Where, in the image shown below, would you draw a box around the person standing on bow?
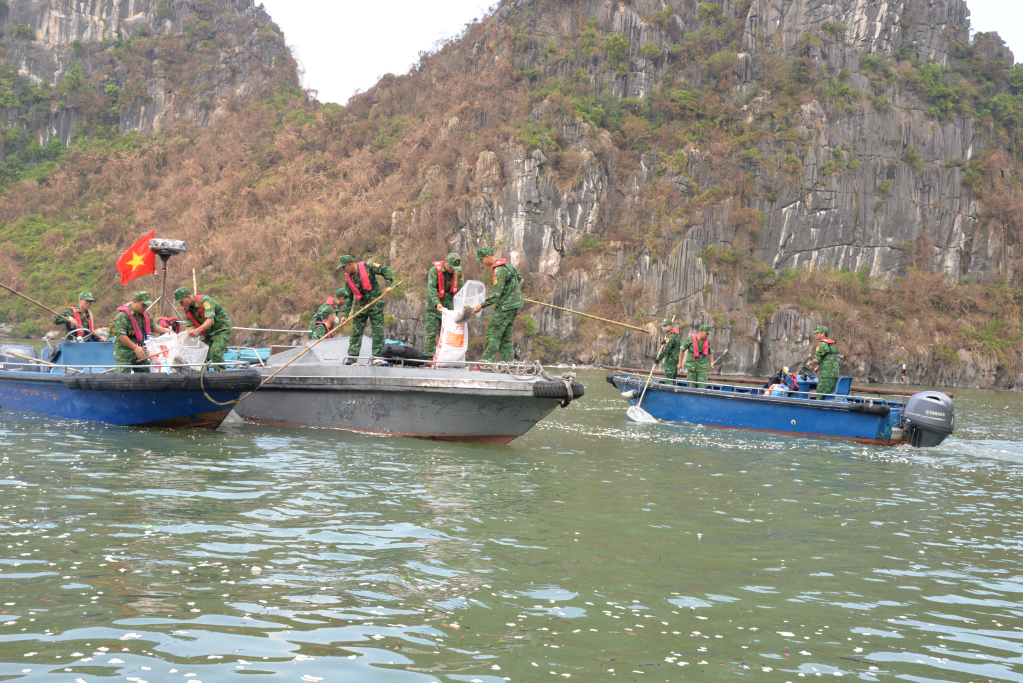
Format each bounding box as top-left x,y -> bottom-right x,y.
54,291 -> 107,342
472,247 -> 523,364
806,325 -> 839,399
336,255 -> 394,363
174,288 -> 234,371
309,302 -> 339,341
111,291 -> 173,373
655,318 -> 681,381
425,253 -> 462,357
679,324 -> 715,388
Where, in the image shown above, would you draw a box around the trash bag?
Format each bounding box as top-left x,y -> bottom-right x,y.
434,308 -> 468,366
381,344 -> 431,366
145,332 -> 209,373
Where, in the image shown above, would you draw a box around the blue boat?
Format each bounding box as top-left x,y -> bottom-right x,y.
0,342 -> 261,429
607,370 -> 954,447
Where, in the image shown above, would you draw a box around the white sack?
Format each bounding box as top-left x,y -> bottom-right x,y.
434,308 -> 468,366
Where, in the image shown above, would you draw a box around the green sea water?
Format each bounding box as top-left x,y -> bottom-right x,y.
1,370 -> 1022,682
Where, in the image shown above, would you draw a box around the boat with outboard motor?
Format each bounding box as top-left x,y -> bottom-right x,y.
0,341 -> 261,428
232,336 -> 584,444
607,368 -> 954,447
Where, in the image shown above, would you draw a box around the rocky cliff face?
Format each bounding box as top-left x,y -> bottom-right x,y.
374,0 -> 1020,388
1,0 -> 292,148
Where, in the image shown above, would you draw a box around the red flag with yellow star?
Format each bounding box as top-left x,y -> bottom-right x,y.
115,231 -> 156,285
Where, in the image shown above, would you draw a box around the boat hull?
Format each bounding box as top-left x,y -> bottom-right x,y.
0,373 -> 240,429
236,383 -> 562,445
612,375 -> 898,446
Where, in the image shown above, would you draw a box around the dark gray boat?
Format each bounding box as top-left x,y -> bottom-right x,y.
233,337 -> 584,444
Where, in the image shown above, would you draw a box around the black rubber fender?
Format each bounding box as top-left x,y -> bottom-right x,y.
605,372 -> 618,385
533,380 -> 585,400
201,371 -> 262,392
848,401 -> 890,417
62,369 -> 261,393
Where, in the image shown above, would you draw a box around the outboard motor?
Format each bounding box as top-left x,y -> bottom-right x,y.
903,391 -> 954,447
0,345 -> 42,372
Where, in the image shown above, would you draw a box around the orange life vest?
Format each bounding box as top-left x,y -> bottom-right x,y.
433,261 -> 461,298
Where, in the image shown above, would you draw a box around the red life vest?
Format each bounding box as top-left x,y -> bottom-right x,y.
158,316 -> 181,333
344,261 -> 373,301
690,332 -> 709,357
313,320 -> 333,339
71,307 -> 94,339
490,258 -> 509,284
183,294 -> 209,329
325,296 -> 336,307
116,305 -> 152,342
433,261 -> 460,298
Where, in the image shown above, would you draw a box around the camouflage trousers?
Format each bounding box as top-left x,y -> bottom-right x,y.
348,302 -> 386,358
113,348 -> 151,374
815,375 -> 838,399
205,330 -> 232,371
685,361 -> 710,388
482,307 -> 519,363
663,361 -> 678,380
423,309 -> 443,358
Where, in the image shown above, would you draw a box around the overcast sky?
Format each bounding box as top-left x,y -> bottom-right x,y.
259,0 -> 1023,106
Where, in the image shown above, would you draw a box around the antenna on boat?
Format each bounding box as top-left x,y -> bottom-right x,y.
149,239 -> 187,320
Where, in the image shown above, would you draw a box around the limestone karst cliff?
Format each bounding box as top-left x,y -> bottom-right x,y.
1,0 -> 293,149
2,0 -> 1022,389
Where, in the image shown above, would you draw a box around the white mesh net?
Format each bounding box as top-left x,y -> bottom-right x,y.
453,280 -> 487,317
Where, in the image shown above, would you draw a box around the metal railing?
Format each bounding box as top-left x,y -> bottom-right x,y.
613,370 -> 899,406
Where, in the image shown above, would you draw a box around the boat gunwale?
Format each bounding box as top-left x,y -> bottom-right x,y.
611,372 -> 904,411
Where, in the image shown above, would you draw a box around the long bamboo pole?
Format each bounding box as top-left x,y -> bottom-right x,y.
523,298 -> 650,334
4,351 -> 83,373
233,281 -> 404,407
0,282 -> 74,325
601,365 -> 952,399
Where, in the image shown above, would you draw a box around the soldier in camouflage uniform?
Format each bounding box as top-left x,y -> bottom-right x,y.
473,247 -> 523,363
111,291 -> 173,373
337,255 -> 394,362
655,318 -> 682,380
807,325 -> 840,398
424,253 -> 462,357
309,302 -> 339,341
175,287 -> 234,371
54,291 -> 107,342
679,324 -> 716,388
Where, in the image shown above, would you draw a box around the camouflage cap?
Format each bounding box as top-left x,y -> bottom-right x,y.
475,247 -> 494,262
446,252 -> 462,268
173,287 -> 192,303
78,291 -> 96,301
315,303 -> 336,319
337,255 -> 356,270
661,318 -> 673,326
814,325 -> 829,335
132,291 -> 153,306
699,324 -> 711,333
